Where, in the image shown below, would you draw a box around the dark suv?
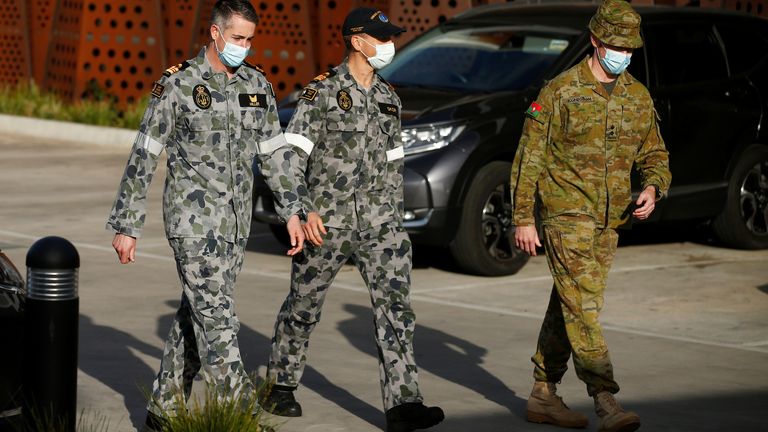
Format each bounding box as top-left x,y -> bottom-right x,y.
253,3 -> 768,276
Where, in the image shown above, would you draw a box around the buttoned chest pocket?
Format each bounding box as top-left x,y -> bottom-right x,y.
179,111 -> 228,163
563,101 -> 599,140
619,104 -> 650,144
324,112 -> 365,160
240,110 -> 266,159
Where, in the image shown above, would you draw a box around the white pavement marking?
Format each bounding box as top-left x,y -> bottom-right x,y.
415,258 -> 768,294
1,229 -> 767,355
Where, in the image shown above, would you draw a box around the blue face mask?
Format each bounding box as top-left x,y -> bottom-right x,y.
214,27 -> 249,68
598,46 -> 631,75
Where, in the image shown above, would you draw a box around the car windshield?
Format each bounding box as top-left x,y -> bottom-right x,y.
380,25 -> 573,93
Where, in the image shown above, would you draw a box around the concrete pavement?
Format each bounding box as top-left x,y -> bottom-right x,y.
0,126 -> 766,431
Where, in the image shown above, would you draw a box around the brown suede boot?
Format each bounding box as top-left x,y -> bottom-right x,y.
594,391 -> 641,432
526,382 -> 588,428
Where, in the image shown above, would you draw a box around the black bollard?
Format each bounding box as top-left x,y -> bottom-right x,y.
23,236 -> 79,432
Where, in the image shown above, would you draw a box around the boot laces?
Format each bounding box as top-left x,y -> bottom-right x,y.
547,384 -> 570,409
598,393 -> 622,413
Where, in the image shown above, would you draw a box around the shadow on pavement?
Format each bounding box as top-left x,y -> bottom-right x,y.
236,317 -> 385,430
423,386 -> 768,432
79,314 -> 161,430
337,304 -> 527,416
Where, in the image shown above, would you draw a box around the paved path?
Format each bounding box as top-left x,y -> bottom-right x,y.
1,133 -> 766,431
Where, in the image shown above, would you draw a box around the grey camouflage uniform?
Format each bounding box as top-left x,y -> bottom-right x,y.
267,60 -> 422,410
106,48 -> 294,415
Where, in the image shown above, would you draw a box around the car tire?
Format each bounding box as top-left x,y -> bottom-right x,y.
711,145 -> 768,249
449,161 -> 530,276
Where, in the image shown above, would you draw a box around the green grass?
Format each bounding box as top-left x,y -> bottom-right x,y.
12,381 -> 278,431
147,381 -> 279,432
0,81 -> 146,130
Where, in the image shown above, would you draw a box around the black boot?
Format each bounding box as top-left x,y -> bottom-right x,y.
385,402 -> 445,432
262,385 -> 302,417
143,411 -> 167,432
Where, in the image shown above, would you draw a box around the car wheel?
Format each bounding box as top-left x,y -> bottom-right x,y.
449,161 -> 530,276
712,145 -> 768,249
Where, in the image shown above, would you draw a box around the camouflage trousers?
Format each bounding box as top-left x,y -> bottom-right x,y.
268,223 -> 422,410
532,216 -> 621,396
148,237 -> 254,415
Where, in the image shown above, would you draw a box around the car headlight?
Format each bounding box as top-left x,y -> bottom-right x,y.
401,124 -> 466,156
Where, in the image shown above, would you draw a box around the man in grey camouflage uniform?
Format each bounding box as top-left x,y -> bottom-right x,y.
261,8 -> 444,432
106,1 -> 304,429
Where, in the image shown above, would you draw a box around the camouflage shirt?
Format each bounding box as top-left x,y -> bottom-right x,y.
107,48 -> 297,240
283,60 -> 405,230
511,56 -> 672,229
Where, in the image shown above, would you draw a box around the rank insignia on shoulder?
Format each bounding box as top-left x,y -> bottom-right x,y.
299,87 -> 318,102
193,84 -> 212,109
311,69 -> 337,83
525,102 -> 543,119
243,61 -> 265,75
151,82 -> 165,99
337,90 -> 353,111
163,61 -> 189,77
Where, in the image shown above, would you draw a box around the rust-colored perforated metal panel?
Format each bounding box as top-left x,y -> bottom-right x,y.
390,0 -> 473,46
162,0 -> 205,65
44,0 -> 166,106
192,0 -> 216,55
0,0 -> 32,85
699,0 -> 724,8
28,0 -> 56,85
246,1 -> 316,99
724,0 -> 767,16
314,0 -> 392,71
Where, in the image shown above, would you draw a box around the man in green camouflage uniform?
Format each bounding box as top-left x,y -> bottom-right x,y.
262,8 -> 444,432
510,1 -> 671,431
106,1 -> 304,429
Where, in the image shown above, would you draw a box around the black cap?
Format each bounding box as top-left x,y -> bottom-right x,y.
342,8 -> 405,40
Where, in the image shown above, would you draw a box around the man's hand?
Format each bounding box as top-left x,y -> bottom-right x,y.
515,225 -> 541,256
112,233 -> 137,264
286,214 -> 305,256
302,212 -> 327,246
633,185 -> 657,220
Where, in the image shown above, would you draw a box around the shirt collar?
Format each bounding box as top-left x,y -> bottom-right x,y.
337,60 -> 389,97
197,46 -> 250,82
577,55 -> 632,99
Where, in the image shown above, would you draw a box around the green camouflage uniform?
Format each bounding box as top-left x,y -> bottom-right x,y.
106,48 -> 293,415
267,60 -> 422,410
510,55 -> 671,396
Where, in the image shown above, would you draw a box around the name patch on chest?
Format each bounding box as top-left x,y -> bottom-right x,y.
239,93 -> 267,108
378,102 -> 398,117
567,96 -> 594,104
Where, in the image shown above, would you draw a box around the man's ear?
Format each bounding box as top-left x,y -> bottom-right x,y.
210,24 -> 219,41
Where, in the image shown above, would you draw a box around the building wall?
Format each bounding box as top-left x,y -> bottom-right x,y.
5,0 -> 767,105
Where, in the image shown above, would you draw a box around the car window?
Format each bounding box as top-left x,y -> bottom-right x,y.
380,26 -> 572,93
716,23 -> 768,76
647,23 -> 728,87
626,45 -> 647,86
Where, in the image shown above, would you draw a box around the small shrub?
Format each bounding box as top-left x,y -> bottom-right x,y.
148,381 -> 278,432
0,81 -> 147,130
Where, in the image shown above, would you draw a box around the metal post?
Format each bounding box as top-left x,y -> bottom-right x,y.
23,236 -> 79,432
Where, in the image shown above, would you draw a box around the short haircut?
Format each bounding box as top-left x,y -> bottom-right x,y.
211,0 -> 259,29
343,36 -> 354,55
